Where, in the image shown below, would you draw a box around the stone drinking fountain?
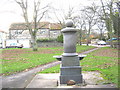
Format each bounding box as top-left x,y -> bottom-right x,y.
53,19 -> 86,85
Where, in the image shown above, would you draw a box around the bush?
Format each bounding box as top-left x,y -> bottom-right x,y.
57,34 -> 63,43
37,38 -> 55,42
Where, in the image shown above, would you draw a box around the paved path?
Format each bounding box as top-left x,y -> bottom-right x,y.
1,47 -> 100,88
80,47 -> 99,54
2,61 -> 61,88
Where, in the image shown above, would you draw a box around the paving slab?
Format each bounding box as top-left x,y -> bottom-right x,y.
27,74 -> 59,88
26,71 -> 117,88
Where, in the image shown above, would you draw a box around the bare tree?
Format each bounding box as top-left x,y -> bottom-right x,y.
52,5 -> 76,28
74,14 -> 85,45
15,0 -> 50,51
81,3 -> 98,46
97,20 -> 105,40
116,1 -> 120,17
100,0 -> 118,47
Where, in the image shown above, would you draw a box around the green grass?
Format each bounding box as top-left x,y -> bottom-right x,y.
2,53 -> 58,75
2,51 -> 60,75
1,45 -> 95,75
76,45 -> 95,53
39,47 -> 118,87
40,64 -> 60,73
81,54 -> 118,84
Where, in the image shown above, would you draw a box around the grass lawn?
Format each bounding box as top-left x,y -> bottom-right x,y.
40,47 -> 119,87
1,45 -> 95,75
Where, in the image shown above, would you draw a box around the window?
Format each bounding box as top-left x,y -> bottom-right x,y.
53,31 -> 57,35
40,30 -> 45,34
15,30 -> 22,34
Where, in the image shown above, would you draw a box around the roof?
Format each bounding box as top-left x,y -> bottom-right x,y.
0,30 -> 7,33
49,23 -> 62,30
9,22 -> 62,30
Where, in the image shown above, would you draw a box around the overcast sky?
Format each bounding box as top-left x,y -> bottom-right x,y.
0,0 -> 101,32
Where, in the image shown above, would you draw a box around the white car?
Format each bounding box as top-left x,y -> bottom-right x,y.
6,43 -> 23,48
97,41 -> 106,45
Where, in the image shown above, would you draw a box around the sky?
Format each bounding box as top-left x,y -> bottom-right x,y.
0,0 -> 101,32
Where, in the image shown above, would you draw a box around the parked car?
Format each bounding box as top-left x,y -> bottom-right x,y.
97,40 -> 106,45
6,43 -> 23,48
108,38 -> 118,41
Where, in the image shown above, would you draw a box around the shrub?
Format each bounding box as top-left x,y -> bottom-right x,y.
57,34 -> 63,43
37,38 -> 55,42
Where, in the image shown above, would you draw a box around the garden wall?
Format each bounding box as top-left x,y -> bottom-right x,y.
112,42 -> 120,49
37,41 -> 63,47
107,41 -> 120,49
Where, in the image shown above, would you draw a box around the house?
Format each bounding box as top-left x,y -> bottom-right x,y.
0,30 -> 8,48
9,22 -> 62,39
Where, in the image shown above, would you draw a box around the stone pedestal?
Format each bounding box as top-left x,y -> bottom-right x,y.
59,19 -> 83,84
53,19 -> 85,85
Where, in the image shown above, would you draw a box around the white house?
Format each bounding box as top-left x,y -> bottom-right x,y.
9,22 -> 62,39
0,30 -> 8,48
8,22 -> 62,48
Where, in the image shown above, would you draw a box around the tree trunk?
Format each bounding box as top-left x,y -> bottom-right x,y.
79,38 -> 82,45
31,35 -> 38,51
86,36 -> 89,46
110,40 -> 113,48
86,41 -> 89,46
100,30 -> 103,40
78,30 -> 82,45
86,29 -> 91,46
109,34 -> 113,48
